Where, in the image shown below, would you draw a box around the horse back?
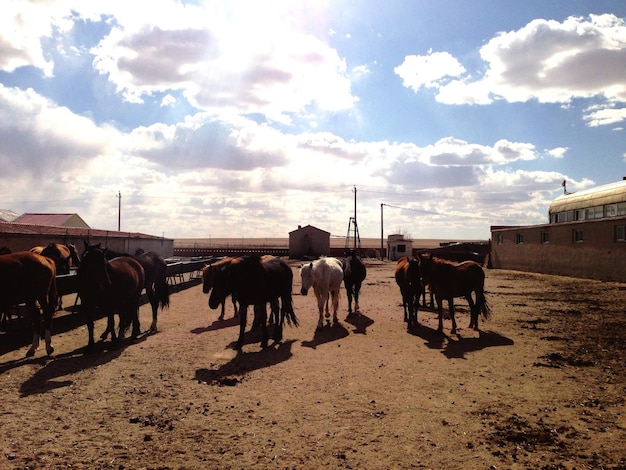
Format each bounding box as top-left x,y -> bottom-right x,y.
427,257 -> 485,298
108,256 -> 145,299
0,251 -> 56,307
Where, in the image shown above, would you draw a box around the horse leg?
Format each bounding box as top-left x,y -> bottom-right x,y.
147,286 -> 158,333
254,303 -> 269,348
316,291 -> 327,330
25,300 -> 40,357
232,295 -> 239,318
436,295 -> 445,333
346,281 -> 354,316
331,289 -> 339,325
449,298 -> 457,335
236,303 -> 248,349
354,282 -> 361,313
272,299 -> 283,342
466,293 -> 477,330
218,300 -> 225,321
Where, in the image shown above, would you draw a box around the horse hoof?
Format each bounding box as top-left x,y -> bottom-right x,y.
25,348 -> 35,358
46,346 -> 54,356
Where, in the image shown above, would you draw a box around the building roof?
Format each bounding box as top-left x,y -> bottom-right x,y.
12,213 -> 89,227
0,221 -> 168,240
549,179 -> 626,214
288,224 -> 330,235
0,209 -> 19,222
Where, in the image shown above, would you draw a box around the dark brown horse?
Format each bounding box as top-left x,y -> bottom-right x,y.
202,257 -> 239,320
343,250 -> 367,317
134,249 -> 169,332
0,251 -> 57,356
78,242 -> 145,349
394,256 -> 422,329
208,255 -> 298,349
418,253 -> 490,334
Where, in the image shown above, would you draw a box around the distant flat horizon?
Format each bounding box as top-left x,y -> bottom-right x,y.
173,237 -> 489,250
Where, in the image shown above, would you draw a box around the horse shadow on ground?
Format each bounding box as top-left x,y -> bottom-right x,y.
410,325 -> 514,359
17,333 -> 149,397
191,315 -> 240,334
301,323 -> 349,349
344,311 -> 374,334
195,339 -> 295,386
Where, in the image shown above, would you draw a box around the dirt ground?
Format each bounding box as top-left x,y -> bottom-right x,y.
1,259 -> 625,470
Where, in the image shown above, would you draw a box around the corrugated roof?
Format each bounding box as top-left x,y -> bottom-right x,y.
549,180 -> 626,213
13,213 -> 81,226
0,221 -> 168,240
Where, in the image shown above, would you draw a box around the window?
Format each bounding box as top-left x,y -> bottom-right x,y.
585,207 -> 604,219
618,202 -> 626,216
605,204 -> 618,217
397,244 -> 406,253
541,231 -> 550,244
550,213 -> 558,224
497,234 -> 504,245
516,233 -> 524,244
573,229 -> 583,243
616,225 -> 626,242
574,209 -> 585,221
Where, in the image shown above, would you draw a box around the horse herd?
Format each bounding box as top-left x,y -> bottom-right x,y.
0,242 -> 490,358
0,242 -> 169,357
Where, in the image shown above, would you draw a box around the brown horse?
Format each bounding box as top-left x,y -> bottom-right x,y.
0,251 -> 57,356
31,243 -> 80,275
78,242 -> 145,349
418,253 -> 490,334
394,256 -> 422,329
208,255 -> 298,349
202,257 -> 239,320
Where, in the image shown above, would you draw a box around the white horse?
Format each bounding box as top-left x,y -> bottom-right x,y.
300,256 -> 344,330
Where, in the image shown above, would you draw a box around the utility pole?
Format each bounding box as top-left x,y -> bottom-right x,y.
117,191 -> 121,231
353,186 -> 357,251
380,203 -> 384,261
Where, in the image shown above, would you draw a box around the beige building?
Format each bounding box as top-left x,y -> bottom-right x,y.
288,225 -> 330,259
491,179 -> 626,282
387,234 -> 413,261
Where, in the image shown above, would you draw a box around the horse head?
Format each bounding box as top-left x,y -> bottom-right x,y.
202,263 -> 216,294
208,265 -> 230,309
78,243 -> 112,295
299,262 -> 314,295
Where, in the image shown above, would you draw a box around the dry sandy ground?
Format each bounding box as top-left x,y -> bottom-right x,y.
0,259 -> 625,470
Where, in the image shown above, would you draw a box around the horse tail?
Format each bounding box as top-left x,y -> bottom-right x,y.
156,276 -> 170,309
477,289 -> 491,320
281,294 -> 299,327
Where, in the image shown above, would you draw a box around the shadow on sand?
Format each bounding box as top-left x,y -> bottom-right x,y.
195,339 -> 295,386
409,325 -> 514,359
301,322 -> 349,349
16,333 -> 149,397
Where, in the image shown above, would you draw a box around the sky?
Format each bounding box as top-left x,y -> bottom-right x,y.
1,0 -> 625,241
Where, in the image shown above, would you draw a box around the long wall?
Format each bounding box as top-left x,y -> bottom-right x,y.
491,216 -> 626,282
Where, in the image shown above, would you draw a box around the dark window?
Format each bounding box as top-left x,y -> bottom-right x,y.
541,231 -> 550,244
573,229 -> 583,243
516,233 -> 524,244
397,244 -> 406,253
615,225 -> 626,242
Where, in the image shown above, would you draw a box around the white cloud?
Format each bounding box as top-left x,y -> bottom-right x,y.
395,14 -> 626,123
394,51 -> 466,91
583,105 -> 626,127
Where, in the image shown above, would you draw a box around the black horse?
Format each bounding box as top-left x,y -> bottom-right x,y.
78,242 -> 145,349
134,249 -> 170,332
208,255 -> 298,349
343,250 -> 367,317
